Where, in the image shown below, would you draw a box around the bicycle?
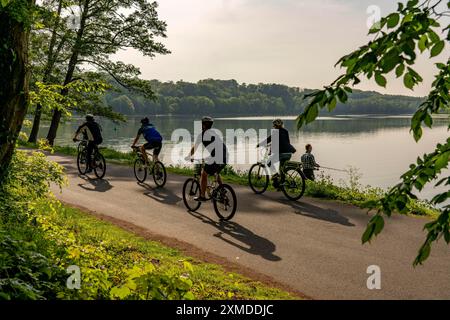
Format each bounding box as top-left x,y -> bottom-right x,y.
76,139 -> 106,179
182,159 -> 237,221
132,146 -> 167,187
248,145 -> 306,200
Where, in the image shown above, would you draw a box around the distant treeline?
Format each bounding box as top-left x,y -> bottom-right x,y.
105,79 -> 425,116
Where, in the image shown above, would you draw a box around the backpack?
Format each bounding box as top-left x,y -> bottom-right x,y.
143,125 -> 162,143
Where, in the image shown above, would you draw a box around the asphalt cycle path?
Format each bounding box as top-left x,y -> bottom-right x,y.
48,153 -> 450,299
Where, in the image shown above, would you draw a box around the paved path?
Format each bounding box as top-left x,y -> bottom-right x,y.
49,153 -> 450,299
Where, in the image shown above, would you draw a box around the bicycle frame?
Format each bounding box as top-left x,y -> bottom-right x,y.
191,159 -> 221,199
133,146 -> 156,166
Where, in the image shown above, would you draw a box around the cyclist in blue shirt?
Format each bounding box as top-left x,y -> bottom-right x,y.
131,117 -> 163,165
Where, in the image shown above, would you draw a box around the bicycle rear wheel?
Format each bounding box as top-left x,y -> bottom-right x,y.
94,153 -> 106,179
248,163 -> 269,194
77,150 -> 88,175
134,158 -> 147,183
281,168 -> 306,201
213,184 -> 237,221
182,178 -> 201,212
152,161 -> 167,187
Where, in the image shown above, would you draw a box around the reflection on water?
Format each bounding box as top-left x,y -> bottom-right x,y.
29,115 -> 449,201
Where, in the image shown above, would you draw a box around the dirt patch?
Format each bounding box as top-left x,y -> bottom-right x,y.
62,201 -> 311,300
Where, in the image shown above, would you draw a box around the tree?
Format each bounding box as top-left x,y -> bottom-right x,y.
45,0 -> 169,145
0,0 -> 34,181
296,0 -> 450,265
28,0 -> 69,143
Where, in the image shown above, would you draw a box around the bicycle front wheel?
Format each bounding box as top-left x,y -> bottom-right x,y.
248,163 -> 269,194
152,161 -> 167,187
134,158 -> 147,183
77,150 -> 88,175
182,178 -> 201,212
94,153 -> 106,179
213,184 -> 237,221
281,168 -> 306,201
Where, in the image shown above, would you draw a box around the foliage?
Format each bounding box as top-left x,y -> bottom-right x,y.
103,78 -> 425,116
295,0 -> 450,265
0,150 -> 67,299
29,75 -> 125,122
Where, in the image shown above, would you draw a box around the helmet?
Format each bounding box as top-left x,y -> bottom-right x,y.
201,116 -> 214,123
141,117 -> 150,125
272,119 -> 283,127
86,114 -> 94,121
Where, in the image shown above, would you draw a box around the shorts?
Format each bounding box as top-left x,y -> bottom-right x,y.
204,163 -> 226,176
144,140 -> 162,156
303,169 -> 315,181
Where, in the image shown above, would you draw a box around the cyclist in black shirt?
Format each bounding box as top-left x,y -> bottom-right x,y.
187,116 -> 229,202
73,114 -> 103,173
257,119 -> 296,187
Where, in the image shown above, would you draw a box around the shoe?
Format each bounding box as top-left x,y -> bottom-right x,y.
86,168 -> 93,174
194,196 -> 208,202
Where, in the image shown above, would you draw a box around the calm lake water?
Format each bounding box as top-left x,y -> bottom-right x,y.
32,114 -> 449,202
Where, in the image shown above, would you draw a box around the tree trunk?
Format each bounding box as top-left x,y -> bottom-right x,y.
28,103 -> 42,143
46,0 -> 90,146
29,0 -> 64,143
0,7 -> 31,182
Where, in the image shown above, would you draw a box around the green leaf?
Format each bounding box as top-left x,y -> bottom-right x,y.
402,12 -> 414,24
418,35 -> 427,53
1,0 -> 11,7
435,152 -> 450,170
362,223 -> 375,244
407,0 -> 419,8
387,13 -> 400,28
413,126 -> 423,142
373,215 -> 385,236
306,105 -> 319,124
395,64 -> 405,78
375,73 -> 387,87
336,89 -> 348,103
430,41 -> 445,58
414,243 -> 431,266
327,97 -> 337,112
423,113 -> 432,128
403,72 -> 414,90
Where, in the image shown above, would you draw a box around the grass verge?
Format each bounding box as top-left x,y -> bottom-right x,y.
55,204 -> 298,299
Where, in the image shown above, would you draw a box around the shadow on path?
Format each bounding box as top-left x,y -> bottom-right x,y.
78,175 -> 113,193
187,210 -> 281,262
281,199 -> 355,227
138,182 -> 182,206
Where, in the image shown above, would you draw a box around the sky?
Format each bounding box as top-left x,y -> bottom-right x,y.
115,0 -> 449,97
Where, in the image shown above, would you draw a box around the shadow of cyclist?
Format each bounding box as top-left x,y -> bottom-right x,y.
77,175 -> 113,193
281,199 -> 355,227
187,210 -> 281,262
138,182 -> 182,206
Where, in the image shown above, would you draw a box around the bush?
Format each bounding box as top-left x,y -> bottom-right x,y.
0,150 -> 67,299
0,150 -> 196,300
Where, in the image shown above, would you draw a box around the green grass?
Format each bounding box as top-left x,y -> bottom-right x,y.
57,204 -> 297,300
19,139 -> 440,218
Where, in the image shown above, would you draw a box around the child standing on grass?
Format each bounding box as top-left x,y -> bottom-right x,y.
301,144 -> 320,181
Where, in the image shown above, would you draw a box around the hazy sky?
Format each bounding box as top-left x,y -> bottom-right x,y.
115,0 -> 448,97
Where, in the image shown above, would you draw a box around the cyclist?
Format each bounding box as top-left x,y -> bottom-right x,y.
131,117 -> 163,165
73,114 -> 103,173
256,119 -> 296,188
187,116 -> 228,202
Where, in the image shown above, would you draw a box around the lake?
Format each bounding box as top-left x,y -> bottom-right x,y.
31,114 -> 449,202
